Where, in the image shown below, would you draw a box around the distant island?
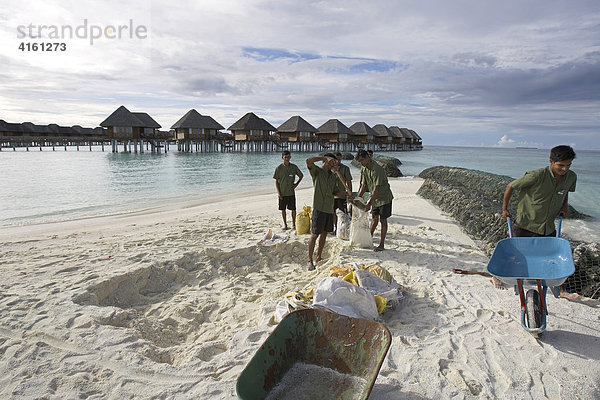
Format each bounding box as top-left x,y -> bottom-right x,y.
516,146 -> 538,149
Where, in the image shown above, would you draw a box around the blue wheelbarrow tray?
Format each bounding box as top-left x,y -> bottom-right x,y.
486,233 -> 575,334
487,236 -> 575,288
236,308 -> 391,400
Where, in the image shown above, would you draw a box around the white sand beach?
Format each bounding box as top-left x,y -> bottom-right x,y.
0,178 -> 599,399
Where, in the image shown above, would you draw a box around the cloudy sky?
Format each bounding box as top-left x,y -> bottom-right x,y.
1,0 -> 599,148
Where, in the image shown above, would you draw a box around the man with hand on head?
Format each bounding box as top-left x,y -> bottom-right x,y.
306,153 -> 348,270
333,152 -> 353,232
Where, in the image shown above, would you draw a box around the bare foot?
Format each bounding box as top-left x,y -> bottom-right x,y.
492,276 -> 505,290
315,255 -> 322,263
559,288 -> 580,300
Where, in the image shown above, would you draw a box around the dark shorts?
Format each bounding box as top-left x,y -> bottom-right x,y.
333,198 -> 348,215
278,195 -> 296,211
514,225 -> 556,237
311,209 -> 334,235
372,201 -> 392,220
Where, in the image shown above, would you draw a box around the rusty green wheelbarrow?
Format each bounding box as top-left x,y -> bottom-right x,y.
236,308 -> 391,400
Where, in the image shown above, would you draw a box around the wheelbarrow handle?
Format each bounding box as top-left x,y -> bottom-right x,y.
556,215 -> 563,237
507,216 -> 563,238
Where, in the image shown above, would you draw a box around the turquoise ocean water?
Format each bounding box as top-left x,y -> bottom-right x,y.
1,145 -> 598,241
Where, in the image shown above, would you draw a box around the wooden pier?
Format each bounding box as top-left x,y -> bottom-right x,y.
0,135 -> 422,153
1,111 -> 423,153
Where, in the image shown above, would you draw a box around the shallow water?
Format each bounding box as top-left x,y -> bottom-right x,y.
0,145 -> 597,242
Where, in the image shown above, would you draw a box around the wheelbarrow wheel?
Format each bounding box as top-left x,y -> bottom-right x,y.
525,289 -> 542,329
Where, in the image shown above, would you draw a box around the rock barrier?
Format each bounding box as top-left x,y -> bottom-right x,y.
417,166 -> 598,298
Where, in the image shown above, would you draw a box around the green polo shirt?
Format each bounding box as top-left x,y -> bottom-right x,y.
309,164 -> 337,213
334,163 -> 352,199
512,166 -> 577,235
361,162 -> 393,207
273,163 -> 303,197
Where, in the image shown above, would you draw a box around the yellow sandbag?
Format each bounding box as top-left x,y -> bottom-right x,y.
342,271 -> 359,286
295,205 -> 312,234
329,265 -> 353,278
374,295 -> 387,314
360,264 -> 392,284
303,288 -> 315,302
344,272 -> 388,314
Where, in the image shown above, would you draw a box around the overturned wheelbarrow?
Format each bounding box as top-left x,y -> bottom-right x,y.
236,308 -> 391,400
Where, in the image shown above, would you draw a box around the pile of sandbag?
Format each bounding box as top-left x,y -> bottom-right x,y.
275,263 -> 404,322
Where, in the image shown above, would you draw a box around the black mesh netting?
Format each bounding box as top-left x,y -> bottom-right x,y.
417,166 -> 600,299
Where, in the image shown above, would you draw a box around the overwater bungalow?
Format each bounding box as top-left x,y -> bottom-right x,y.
171,109 -> 224,140
388,126 -> 406,151
0,120 -> 24,137
170,109 -> 225,152
276,116 -> 319,152
100,105 -> 164,153
348,122 -> 377,148
228,112 -> 277,152
410,129 -> 423,149
277,116 -> 316,142
372,124 -> 393,149
100,105 -> 161,140
399,128 -> 414,149
316,119 -> 354,151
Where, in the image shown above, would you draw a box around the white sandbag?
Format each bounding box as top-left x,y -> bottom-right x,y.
312,277 -> 379,320
354,269 -> 404,309
336,209 -> 351,240
275,299 -> 293,323
257,229 -> 289,246
350,204 -> 372,248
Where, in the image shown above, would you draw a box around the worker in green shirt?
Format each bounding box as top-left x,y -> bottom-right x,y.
356,149 -> 394,252
306,153 -> 348,270
333,152 -> 352,231
494,145 -> 577,290
273,151 -> 303,230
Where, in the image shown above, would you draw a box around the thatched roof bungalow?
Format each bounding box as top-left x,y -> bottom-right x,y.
399,128 -> 414,146
0,120 -> 105,138
372,124 -> 393,145
21,122 -> 51,136
100,105 -> 161,140
71,125 -> 105,137
228,112 -> 276,141
388,126 -> 406,146
171,109 -> 224,140
0,120 -> 24,136
316,119 -> 353,143
276,116 -> 317,142
409,129 -> 423,147
348,122 -> 377,144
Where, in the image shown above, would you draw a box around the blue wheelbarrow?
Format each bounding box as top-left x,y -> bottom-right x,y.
486,216 -> 575,335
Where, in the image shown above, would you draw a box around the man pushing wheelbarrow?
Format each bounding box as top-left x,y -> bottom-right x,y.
487,145 -> 578,334
493,145 -> 577,295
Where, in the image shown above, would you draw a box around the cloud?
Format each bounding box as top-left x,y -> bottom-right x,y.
1,0 -> 599,148
496,135 -> 516,147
